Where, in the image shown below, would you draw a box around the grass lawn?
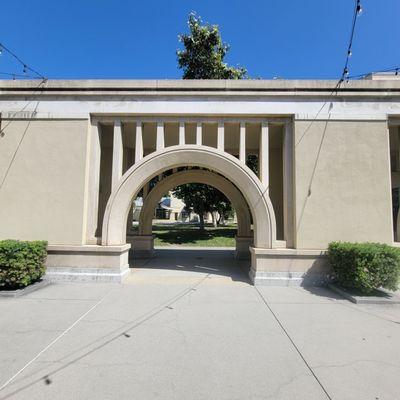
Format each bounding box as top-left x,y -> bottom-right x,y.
150,223 -> 236,247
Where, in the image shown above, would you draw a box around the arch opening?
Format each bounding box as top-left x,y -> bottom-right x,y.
102,145 -> 277,250
127,169 -> 253,259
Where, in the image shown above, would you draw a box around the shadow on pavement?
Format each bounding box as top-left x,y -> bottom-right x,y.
130,248 -> 251,284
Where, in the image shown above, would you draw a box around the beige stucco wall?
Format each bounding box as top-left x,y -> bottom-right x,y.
294,120 -> 393,249
0,119 -> 89,244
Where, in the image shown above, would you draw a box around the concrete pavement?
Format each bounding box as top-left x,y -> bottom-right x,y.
0,249 -> 399,400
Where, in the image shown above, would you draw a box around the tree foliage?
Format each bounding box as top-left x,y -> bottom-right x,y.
173,183 -> 232,230
177,13 -> 247,79
174,14 -> 247,229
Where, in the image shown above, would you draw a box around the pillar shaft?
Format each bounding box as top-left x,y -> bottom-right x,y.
85,121 -> 102,243
135,121 -> 143,162
156,121 -> 165,151
179,121 -> 185,145
217,121 -> 224,151
112,120 -> 123,191
259,122 -> 269,189
283,122 -> 294,247
196,122 -> 202,145
239,122 -> 246,163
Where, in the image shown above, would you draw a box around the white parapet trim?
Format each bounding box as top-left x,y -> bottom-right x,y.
249,247 -> 331,286
46,244 -> 131,283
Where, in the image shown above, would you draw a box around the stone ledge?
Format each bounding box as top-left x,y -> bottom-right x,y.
328,284 -> 400,304
250,247 -> 326,257
250,271 -> 332,287
0,280 -> 50,297
250,247 -> 330,286
46,265 -> 130,283
47,244 -> 131,253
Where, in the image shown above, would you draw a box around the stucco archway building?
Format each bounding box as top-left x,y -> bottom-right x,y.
1,77 -> 400,285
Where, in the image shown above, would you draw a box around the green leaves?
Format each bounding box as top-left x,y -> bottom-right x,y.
177,12 -> 247,80
172,183 -> 232,223
328,242 -> 400,294
0,240 -> 47,290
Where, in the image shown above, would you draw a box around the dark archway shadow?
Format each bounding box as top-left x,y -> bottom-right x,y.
130,248 -> 251,284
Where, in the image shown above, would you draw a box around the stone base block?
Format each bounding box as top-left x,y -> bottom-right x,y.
234,236 -> 253,259
46,244 -> 131,283
127,234 -> 155,258
249,247 -> 331,286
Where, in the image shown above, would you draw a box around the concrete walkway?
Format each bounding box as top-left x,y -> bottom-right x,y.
0,249 -> 399,400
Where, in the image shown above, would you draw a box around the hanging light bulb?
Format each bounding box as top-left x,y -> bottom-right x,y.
347,49 -> 352,57
0,46 -> 3,55
343,67 -> 349,77
356,1 -> 363,15
23,65 -> 27,75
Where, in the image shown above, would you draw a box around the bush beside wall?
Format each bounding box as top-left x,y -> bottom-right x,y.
0,240 -> 47,290
328,242 -> 400,294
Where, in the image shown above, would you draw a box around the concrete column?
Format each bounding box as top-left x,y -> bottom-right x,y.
112,120 -> 123,192
239,122 -> 246,163
135,121 -> 143,163
179,121 -> 185,145
283,122 -> 294,247
217,121 -> 224,151
156,121 -> 164,151
85,121 -> 102,244
259,121 -> 269,189
196,122 -> 202,145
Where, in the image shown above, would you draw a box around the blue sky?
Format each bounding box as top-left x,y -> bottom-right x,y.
0,0 -> 399,80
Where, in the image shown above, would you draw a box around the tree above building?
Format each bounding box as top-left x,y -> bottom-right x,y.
177,13 -> 247,79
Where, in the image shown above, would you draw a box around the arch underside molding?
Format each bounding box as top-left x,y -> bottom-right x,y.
101,145 -> 277,248
138,169 -> 252,237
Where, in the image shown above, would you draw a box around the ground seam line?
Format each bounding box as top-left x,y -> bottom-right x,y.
0,290 -> 111,392
0,273 -> 211,396
254,286 -> 333,400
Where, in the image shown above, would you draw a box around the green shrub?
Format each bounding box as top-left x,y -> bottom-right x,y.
328,242 -> 400,294
0,240 -> 47,290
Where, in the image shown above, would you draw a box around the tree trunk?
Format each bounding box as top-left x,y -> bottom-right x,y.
211,211 -> 218,228
199,213 -> 205,231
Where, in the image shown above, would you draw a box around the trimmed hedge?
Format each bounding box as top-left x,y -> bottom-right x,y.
328,242 -> 400,294
0,240 -> 47,290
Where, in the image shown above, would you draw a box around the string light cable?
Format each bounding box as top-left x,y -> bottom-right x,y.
0,41 -> 48,192
0,41 -> 46,80
0,78 -> 48,137
0,81 -> 48,192
347,65 -> 400,80
296,0 -> 363,147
